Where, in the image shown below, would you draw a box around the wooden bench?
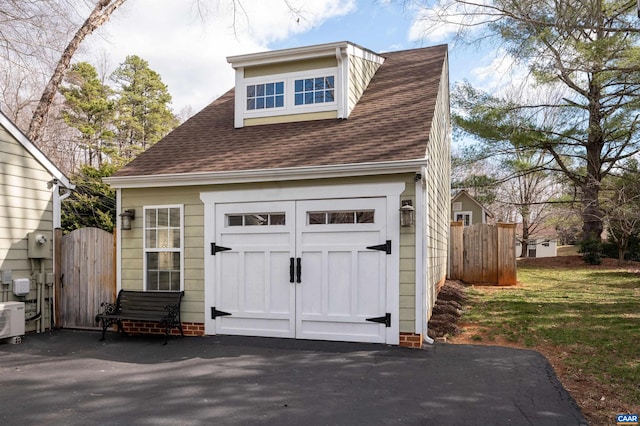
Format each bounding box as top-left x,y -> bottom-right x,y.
95,290 -> 184,345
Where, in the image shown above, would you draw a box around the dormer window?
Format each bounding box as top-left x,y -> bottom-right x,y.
242,69 -> 337,117
294,76 -> 335,105
247,81 -> 284,110
228,41 -> 385,128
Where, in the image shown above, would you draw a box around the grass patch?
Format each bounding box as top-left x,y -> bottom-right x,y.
461,261 -> 640,416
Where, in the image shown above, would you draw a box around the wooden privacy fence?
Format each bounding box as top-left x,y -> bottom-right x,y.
55,227 -> 115,329
449,222 -> 517,285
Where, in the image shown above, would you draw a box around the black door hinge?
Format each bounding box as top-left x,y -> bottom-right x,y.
211,243 -> 232,255
366,313 -> 391,327
366,240 -> 391,255
211,307 -> 232,319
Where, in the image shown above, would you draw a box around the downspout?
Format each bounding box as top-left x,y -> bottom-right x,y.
40,260 -> 46,333
116,189 -> 122,293
30,258 -> 41,332
335,46 -> 349,119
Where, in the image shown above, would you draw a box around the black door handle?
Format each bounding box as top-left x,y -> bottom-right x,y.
289,258 -> 295,283
296,257 -> 302,283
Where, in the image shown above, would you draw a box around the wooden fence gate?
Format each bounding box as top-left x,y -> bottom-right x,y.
449,222 -> 517,285
55,227 -> 115,329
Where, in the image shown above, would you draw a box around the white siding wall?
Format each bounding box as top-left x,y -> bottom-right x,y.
0,126 -> 55,331
119,187 -> 204,324
424,55 -> 451,320
399,181 -> 416,332
347,55 -> 381,116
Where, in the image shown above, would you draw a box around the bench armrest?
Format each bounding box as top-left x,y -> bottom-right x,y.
164,303 -> 180,319
98,301 -> 118,315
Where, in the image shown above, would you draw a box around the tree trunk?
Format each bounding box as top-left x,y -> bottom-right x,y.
581,178 -> 603,241
581,78 -> 605,242
27,0 -> 127,144
618,246 -> 625,266
520,222 -> 529,258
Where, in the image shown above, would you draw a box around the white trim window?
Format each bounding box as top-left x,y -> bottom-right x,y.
242,67 -> 338,120
294,76 -> 335,105
454,211 -> 472,226
144,205 -> 184,291
246,81 -> 284,110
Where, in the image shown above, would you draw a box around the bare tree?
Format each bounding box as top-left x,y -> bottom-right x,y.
0,1 -> 77,125
601,162 -> 640,265
499,158 -> 556,257
27,0 -> 127,144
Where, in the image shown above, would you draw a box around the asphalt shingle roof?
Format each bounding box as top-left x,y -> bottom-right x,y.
112,44 -> 448,178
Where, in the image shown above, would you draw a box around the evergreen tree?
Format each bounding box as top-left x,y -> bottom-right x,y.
61,164 -> 117,233
111,55 -> 179,160
60,62 -> 114,167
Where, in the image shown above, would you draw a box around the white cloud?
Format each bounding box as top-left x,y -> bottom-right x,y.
466,47 -> 571,115
84,0 -> 355,115
469,49 -> 526,91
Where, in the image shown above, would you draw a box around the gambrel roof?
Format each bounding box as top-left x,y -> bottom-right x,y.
108,44 -> 448,184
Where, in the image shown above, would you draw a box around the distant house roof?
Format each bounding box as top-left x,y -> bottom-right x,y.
108,44 -> 448,186
0,110 -> 73,189
515,223 -> 559,240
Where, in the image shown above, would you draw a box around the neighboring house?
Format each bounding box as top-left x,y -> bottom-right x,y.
105,41 -> 451,347
515,224 -> 558,258
451,190 -> 493,226
0,111 -> 74,334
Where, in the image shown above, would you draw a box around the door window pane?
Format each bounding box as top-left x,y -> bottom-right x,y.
226,213 -> 286,226
308,210 -> 374,225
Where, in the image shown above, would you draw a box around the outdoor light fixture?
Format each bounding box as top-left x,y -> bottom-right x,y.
400,200 -> 415,227
120,209 -> 135,230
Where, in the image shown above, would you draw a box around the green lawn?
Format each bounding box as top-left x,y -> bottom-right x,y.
460,259 -> 640,419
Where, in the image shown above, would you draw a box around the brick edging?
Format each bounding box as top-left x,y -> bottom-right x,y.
120,322 -> 423,348
121,321 -> 205,336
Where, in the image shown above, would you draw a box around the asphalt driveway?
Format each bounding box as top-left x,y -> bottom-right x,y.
0,330 -> 587,425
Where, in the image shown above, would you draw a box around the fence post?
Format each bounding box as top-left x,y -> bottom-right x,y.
497,223 -> 517,285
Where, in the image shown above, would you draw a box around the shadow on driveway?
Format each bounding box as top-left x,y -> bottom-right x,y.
0,330 -> 587,425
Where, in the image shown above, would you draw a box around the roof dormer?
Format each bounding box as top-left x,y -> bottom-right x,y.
227,41 -> 384,128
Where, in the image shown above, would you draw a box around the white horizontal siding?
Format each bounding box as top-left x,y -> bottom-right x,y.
0,124 -> 56,333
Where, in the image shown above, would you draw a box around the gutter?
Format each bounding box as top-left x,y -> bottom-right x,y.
104,158 -> 429,189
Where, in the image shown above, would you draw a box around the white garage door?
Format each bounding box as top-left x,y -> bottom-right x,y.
211,198 -> 389,343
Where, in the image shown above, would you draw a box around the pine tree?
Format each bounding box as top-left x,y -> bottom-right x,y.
111,55 -> 179,160
60,62 -> 115,167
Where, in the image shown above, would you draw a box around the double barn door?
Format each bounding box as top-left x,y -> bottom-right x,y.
211,198 -> 389,343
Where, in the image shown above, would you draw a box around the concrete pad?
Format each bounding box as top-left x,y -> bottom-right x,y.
0,330 -> 587,425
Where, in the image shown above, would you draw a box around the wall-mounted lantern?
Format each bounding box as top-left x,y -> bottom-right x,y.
400,200 -> 415,227
119,209 -> 136,230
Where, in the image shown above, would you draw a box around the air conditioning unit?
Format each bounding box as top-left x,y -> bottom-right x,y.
0,301 -> 25,339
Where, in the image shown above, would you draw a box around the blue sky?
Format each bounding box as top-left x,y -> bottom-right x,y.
85,0 -> 493,118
